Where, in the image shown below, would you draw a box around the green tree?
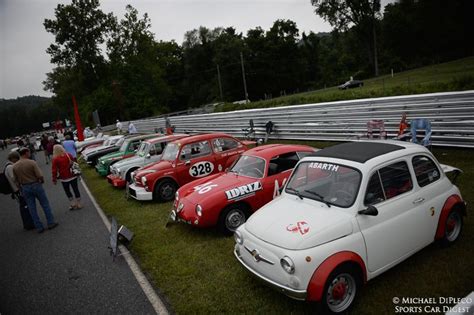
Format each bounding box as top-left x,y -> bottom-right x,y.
311,0 -> 381,76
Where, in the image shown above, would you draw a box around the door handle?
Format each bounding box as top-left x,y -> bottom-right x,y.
413,198 -> 425,204
185,160 -> 191,166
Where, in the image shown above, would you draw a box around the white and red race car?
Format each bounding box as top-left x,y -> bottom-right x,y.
169,144 -> 316,234
234,141 -> 466,313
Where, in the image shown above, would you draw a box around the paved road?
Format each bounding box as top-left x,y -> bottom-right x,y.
0,145 -> 156,314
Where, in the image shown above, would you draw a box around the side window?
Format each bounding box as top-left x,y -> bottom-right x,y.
379,161 -> 413,200
213,137 -> 240,152
297,151 -> 313,159
412,156 -> 440,187
180,141 -> 211,160
364,173 -> 385,205
131,141 -> 141,151
268,152 -> 299,176
152,142 -> 164,155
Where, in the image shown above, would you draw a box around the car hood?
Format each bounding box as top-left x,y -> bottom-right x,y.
245,196 -> 353,250
114,155 -> 145,169
136,160 -> 173,177
181,173 -> 261,204
83,144 -> 115,156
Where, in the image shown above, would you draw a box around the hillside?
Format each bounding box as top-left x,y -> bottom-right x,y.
0,95 -> 51,109
217,56 -> 474,112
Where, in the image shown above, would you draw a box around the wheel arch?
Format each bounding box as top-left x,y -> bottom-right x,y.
435,194 -> 466,240
306,251 -> 367,302
151,176 -> 179,193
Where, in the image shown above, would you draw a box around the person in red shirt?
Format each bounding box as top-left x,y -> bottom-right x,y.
52,144 -> 82,210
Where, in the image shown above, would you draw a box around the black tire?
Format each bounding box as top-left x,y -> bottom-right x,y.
321,265 -> 361,314
218,203 -> 249,235
125,168 -> 138,183
440,209 -> 463,246
153,178 -> 178,202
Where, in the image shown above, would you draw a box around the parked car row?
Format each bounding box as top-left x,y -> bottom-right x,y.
80,132 -> 466,313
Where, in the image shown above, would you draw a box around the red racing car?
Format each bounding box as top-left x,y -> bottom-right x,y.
169,144 -> 316,234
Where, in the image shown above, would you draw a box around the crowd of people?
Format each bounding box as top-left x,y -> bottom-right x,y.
2,130 -> 81,234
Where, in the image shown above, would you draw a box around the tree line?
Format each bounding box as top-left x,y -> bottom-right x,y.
2,0 -> 472,137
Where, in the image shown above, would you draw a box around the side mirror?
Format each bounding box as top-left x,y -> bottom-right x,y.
358,205 -> 378,216
146,154 -> 151,159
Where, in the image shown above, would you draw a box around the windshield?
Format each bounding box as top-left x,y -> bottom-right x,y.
103,139 -> 111,146
137,142 -> 149,157
119,139 -> 130,152
285,161 -> 361,208
229,155 -> 265,178
161,143 -> 180,161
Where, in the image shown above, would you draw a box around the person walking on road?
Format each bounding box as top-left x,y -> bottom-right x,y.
128,121 -> 137,134
62,135 -> 77,161
52,144 -> 82,210
4,151 -> 35,230
13,147 -> 58,233
41,134 -> 50,164
46,136 -> 55,163
116,119 -> 123,134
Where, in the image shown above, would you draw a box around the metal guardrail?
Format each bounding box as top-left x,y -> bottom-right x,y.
117,90 -> 474,148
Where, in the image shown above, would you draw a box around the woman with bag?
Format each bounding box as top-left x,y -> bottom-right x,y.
52,144 -> 82,210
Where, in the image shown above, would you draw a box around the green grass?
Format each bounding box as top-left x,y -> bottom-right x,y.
217,56 -> 474,112
82,141 -> 474,314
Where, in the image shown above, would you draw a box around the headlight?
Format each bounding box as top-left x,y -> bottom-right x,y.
141,177 -> 147,186
115,168 -> 121,174
177,202 -> 184,212
195,204 -> 202,217
234,230 -> 243,245
101,160 -> 105,165
175,191 -> 179,201
280,256 -> 295,274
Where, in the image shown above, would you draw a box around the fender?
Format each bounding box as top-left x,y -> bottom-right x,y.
435,194 -> 466,240
306,251 -> 367,302
150,175 -> 178,192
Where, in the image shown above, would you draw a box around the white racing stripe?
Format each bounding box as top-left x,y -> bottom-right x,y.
80,179 -> 169,315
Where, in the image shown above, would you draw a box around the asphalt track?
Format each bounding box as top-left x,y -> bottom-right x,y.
0,145 -> 157,314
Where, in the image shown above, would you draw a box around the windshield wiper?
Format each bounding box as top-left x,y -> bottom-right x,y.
304,190 -> 331,207
286,187 -> 303,200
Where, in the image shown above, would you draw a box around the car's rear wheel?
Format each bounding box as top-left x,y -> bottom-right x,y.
321,265 -> 360,314
218,204 -> 249,235
441,209 -> 463,245
154,179 -> 178,202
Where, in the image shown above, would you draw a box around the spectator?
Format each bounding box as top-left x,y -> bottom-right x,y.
116,119 -> 123,134
62,134 -> 77,160
52,144 -> 82,210
13,148 -> 58,233
46,136 -> 55,162
128,121 -> 137,134
4,151 -> 35,230
0,139 -> 5,150
40,134 -> 49,164
25,137 -> 36,160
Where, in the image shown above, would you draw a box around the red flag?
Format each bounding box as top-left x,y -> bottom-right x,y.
72,95 -> 84,141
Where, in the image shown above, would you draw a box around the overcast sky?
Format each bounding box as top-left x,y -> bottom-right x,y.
0,0 -> 392,99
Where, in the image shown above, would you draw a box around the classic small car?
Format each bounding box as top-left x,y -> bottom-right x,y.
81,135 -> 124,166
234,141 -> 466,313
128,133 -> 253,202
96,133 -> 159,176
107,134 -> 188,187
170,144 -> 316,234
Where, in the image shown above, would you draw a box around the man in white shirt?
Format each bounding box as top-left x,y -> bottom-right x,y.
116,120 -> 123,134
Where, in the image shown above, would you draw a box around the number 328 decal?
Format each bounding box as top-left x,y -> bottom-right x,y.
189,161 -> 214,178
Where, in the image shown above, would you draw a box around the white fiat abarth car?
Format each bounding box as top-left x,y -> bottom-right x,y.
234,141 -> 466,313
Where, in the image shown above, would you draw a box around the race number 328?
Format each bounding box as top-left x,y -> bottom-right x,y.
190,161 -> 214,177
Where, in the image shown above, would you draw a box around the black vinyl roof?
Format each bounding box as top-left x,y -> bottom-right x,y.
311,142 -> 405,163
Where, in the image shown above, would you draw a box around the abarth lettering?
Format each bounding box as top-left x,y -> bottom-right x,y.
225,182 -> 262,200
308,162 -> 339,172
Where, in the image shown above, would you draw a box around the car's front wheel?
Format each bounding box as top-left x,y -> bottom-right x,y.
321,265 -> 361,314
153,179 -> 178,202
218,204 -> 249,235
441,209 -> 463,246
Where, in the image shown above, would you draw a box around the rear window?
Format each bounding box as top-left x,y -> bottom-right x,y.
412,156 -> 440,187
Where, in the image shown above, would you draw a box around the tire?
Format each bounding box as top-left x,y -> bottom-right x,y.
218,204 -> 249,235
125,168 -> 137,183
153,178 -> 178,202
441,209 -> 463,246
321,265 -> 361,314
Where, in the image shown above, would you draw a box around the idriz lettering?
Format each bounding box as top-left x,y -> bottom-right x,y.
225,182 -> 262,200
286,221 -> 310,235
308,162 -> 339,172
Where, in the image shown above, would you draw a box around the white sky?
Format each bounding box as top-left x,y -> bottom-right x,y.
0,0 -> 393,99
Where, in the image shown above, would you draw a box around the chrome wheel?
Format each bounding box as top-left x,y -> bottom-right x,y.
326,273 -> 357,313
225,209 -> 246,232
445,211 -> 462,242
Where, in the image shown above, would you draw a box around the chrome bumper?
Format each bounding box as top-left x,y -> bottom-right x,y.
234,249 -> 307,301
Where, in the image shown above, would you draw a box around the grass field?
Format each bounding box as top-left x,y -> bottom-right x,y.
82,140 -> 473,314
217,56 -> 474,112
